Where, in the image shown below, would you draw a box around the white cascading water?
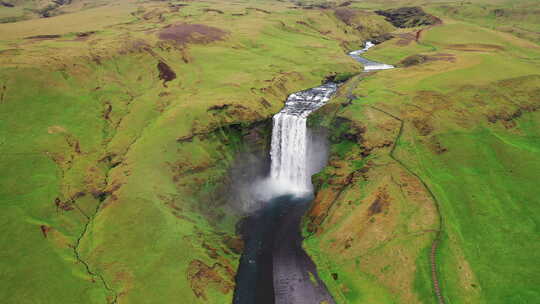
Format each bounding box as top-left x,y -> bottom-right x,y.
269,83 -> 337,195
349,41 -> 395,71
250,41 -> 392,202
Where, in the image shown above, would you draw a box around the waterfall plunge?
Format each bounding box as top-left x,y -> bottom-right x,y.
249,41 -> 392,203
269,113 -> 309,193
267,83 -> 337,196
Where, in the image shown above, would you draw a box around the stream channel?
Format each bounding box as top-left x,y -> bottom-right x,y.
233,42 -> 393,304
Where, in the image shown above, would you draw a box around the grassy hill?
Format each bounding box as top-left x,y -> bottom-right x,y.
0,0 -> 389,303
304,1 -> 540,303
1,0 -> 539,303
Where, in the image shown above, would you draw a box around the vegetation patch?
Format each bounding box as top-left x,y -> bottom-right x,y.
375,7 -> 440,28
158,23 -> 227,45
187,259 -> 234,300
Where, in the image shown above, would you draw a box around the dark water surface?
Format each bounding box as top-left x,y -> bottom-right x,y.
233,42 -> 392,303
233,196 -> 334,304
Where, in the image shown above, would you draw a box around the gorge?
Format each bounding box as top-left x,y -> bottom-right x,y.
233,42 -> 393,304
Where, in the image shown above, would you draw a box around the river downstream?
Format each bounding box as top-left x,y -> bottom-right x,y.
233,42 -> 393,304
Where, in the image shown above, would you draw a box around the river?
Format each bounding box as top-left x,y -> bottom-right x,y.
233,42 -> 393,304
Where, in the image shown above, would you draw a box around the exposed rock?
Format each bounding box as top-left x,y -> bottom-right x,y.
430,139 -> 448,155
40,225 -> 51,238
38,0 -> 73,18
187,260 -> 233,300
334,8 -> 357,26
0,1 -> 14,8
203,8 -> 223,14
400,53 -> 456,67
297,1 -> 335,10
158,23 -> 227,45
246,7 -> 271,14
370,33 -> 394,44
412,118 -> 433,136
223,236 -> 244,254
75,31 -> 96,38
55,197 -> 74,211
492,8 -> 508,17
375,7 -> 440,28
400,54 -> 428,67
157,61 -> 176,86
25,34 -> 61,39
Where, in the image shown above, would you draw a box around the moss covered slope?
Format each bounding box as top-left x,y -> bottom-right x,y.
0,1 -> 392,303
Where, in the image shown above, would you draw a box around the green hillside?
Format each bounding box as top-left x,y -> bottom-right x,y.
1,0 -> 539,303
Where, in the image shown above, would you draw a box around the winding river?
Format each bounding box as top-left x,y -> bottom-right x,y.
233,42 -> 393,304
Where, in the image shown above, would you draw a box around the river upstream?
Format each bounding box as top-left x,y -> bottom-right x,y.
233,42 -> 393,304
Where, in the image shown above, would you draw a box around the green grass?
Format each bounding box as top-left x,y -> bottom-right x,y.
303,1 -> 540,303
403,123 -> 540,303
0,1 -> 394,302
2,0 -> 540,303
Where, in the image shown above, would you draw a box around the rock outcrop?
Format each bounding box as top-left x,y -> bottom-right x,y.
375,7 -> 440,28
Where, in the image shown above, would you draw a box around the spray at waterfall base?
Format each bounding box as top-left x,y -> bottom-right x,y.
237,41 -> 394,209
250,83 -> 336,202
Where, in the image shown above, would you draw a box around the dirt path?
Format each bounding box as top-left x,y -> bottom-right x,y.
369,105 -> 445,304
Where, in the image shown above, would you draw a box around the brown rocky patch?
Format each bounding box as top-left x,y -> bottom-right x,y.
400,54 -> 428,67
65,135 -> 81,154
395,32 -> 416,46
246,7 -> 271,14
1,1 -> 14,7
141,8 -> 165,22
412,118 -> 433,136
157,61 -> 176,87
370,33 -> 394,44
55,197 -> 74,211
158,23 -> 226,45
400,53 -> 456,67
367,188 -> 390,216
223,236 -> 244,254
334,8 -> 357,26
447,43 -> 505,52
429,53 -> 456,62
40,225 -> 51,238
430,139 -> 448,155
203,8 -> 224,14
486,109 -> 523,129
375,7 -> 441,28
187,260 -> 233,300
25,34 -> 61,39
74,31 -> 96,41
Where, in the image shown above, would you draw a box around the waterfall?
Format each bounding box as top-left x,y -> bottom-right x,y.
252,41 -> 392,201
268,83 -> 337,195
